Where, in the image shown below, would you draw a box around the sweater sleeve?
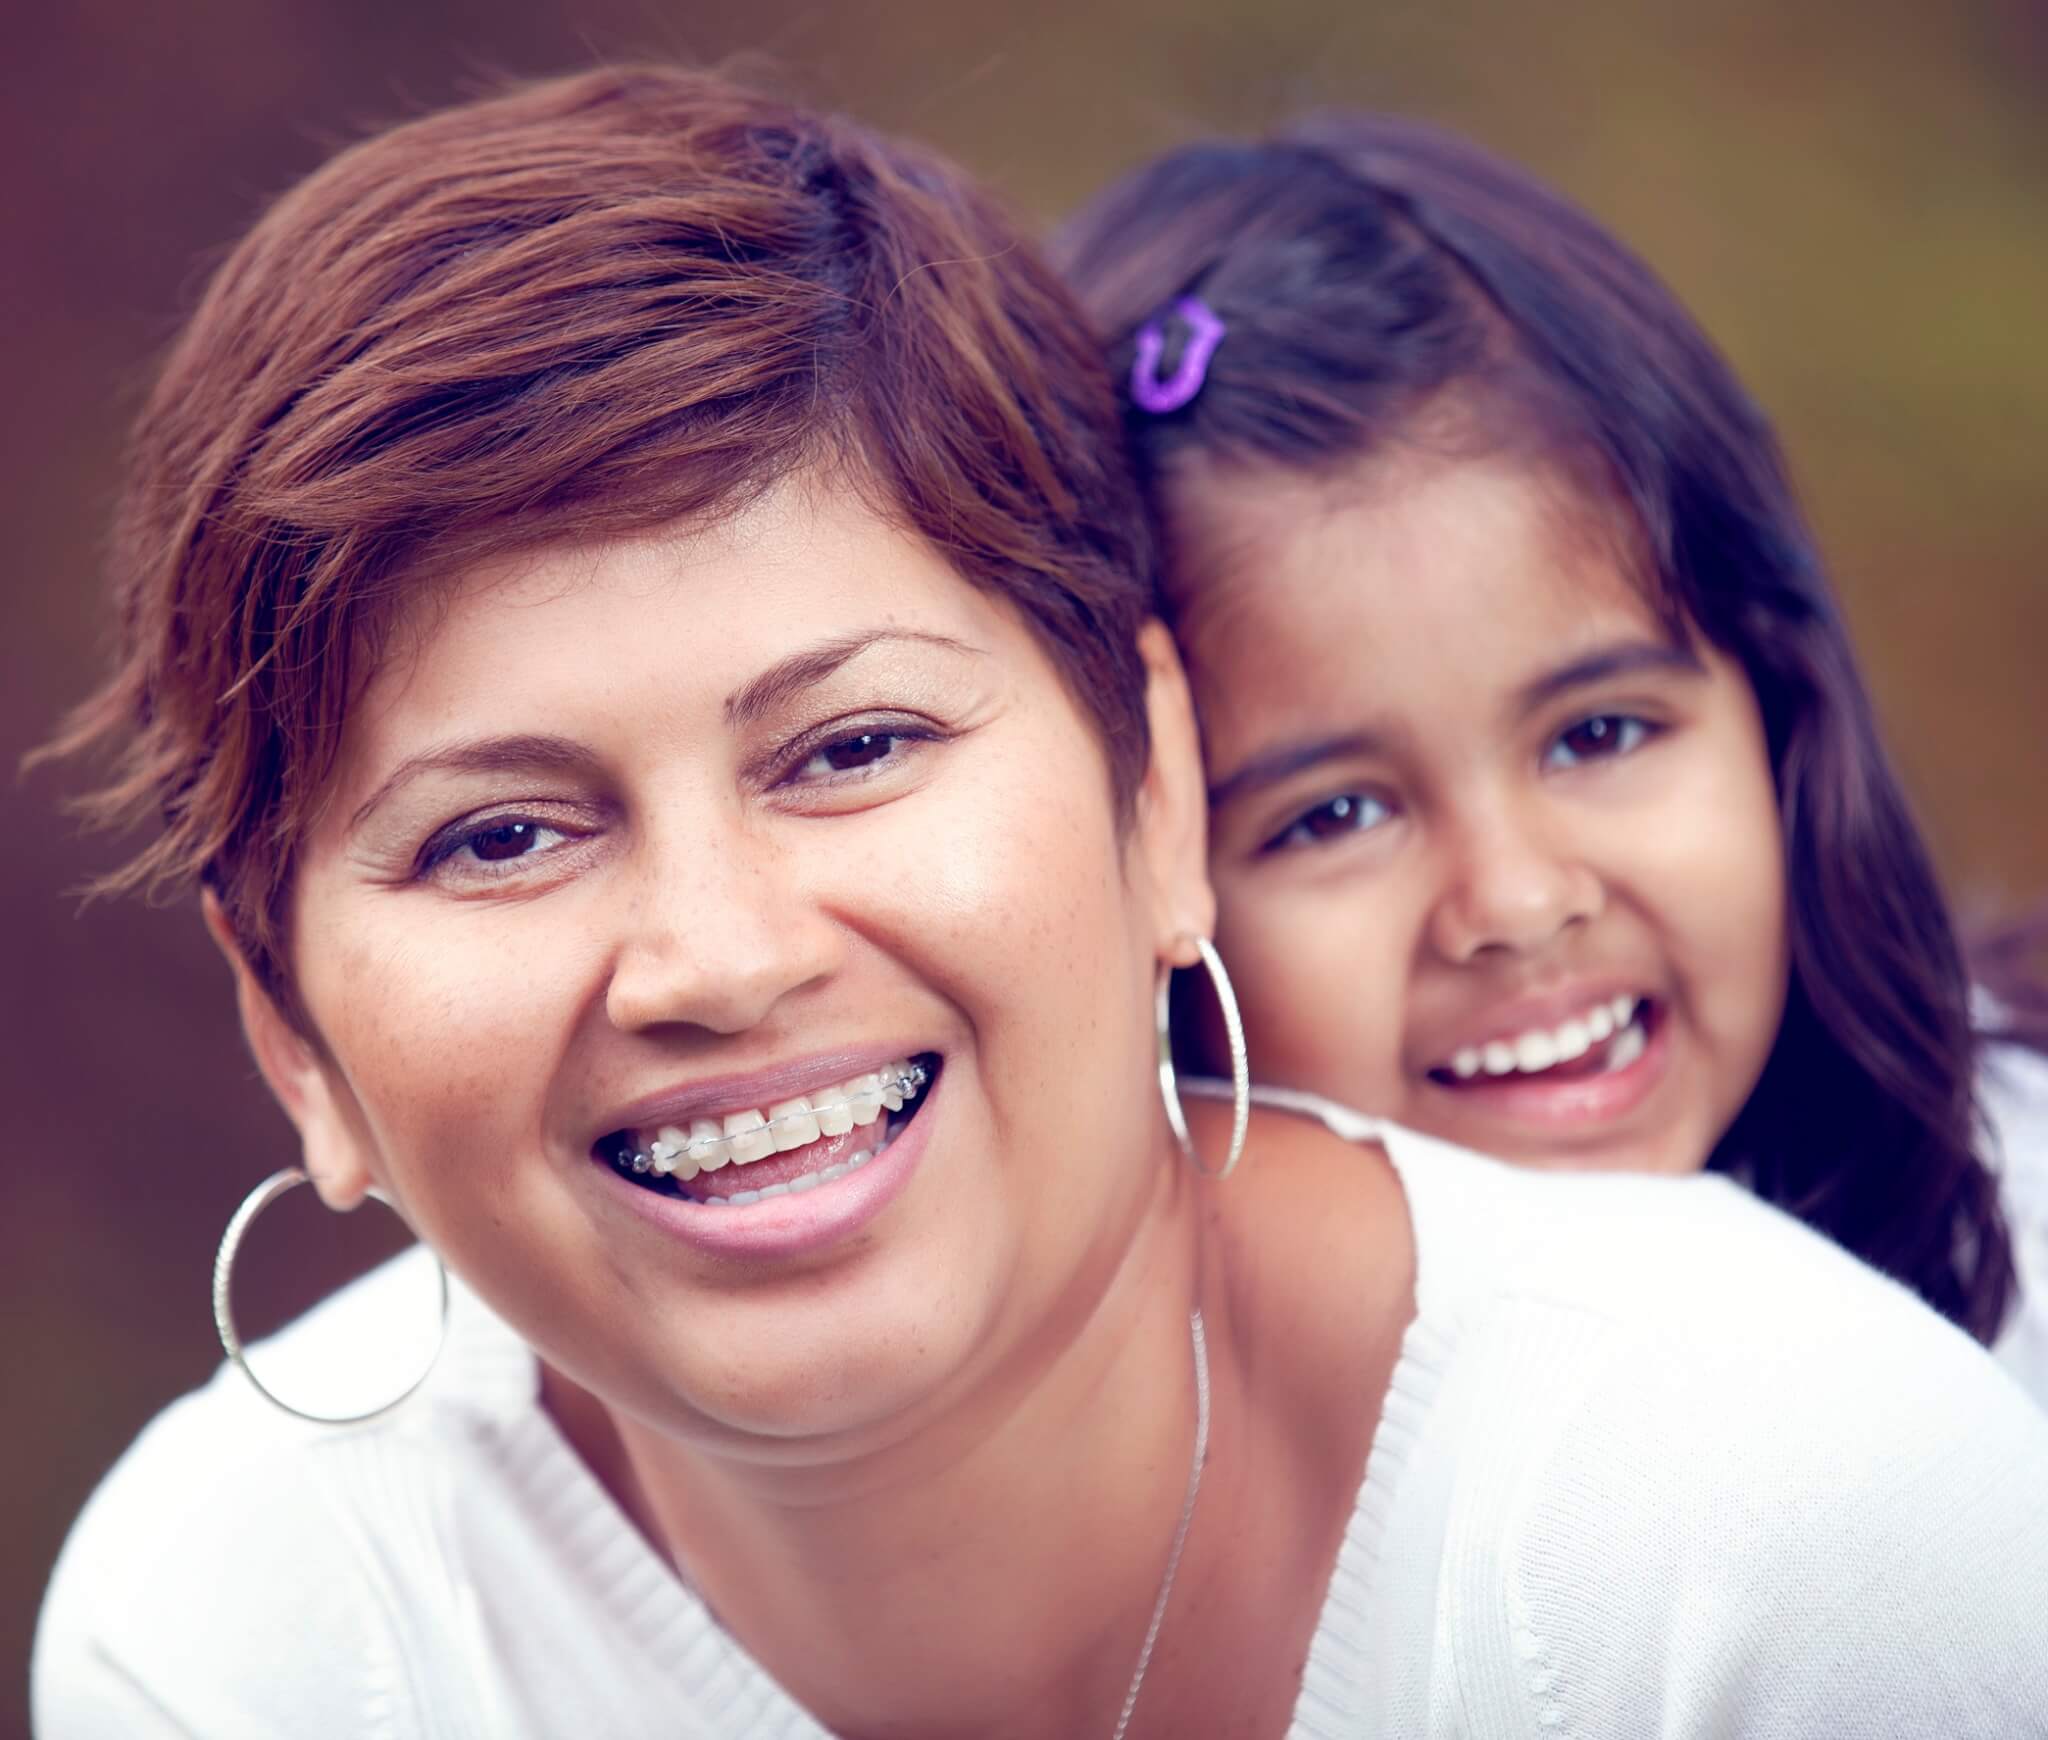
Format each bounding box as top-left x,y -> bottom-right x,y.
31,1384 -> 412,1740
1492,1297 -> 2048,1738
29,1628 -> 207,1740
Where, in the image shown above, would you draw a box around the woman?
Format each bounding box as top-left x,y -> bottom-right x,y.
34,68 -> 2048,1738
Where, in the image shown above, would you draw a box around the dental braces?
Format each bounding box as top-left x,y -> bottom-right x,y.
617,1060 -> 930,1175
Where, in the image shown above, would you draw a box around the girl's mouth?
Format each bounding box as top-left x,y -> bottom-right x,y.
1426,996 -> 1655,1088
597,1055 -> 937,1205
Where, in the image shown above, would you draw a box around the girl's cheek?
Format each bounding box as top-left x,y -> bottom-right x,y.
1220,881 -> 1407,1094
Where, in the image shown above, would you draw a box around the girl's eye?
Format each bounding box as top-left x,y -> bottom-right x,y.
1266,792 -> 1392,852
1544,714 -> 1652,769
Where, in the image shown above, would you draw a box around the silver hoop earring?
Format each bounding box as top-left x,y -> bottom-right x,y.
1156,934 -> 1250,1179
212,1169 -> 450,1426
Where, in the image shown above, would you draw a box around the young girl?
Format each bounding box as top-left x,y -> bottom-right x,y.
1054,115 -> 2047,1383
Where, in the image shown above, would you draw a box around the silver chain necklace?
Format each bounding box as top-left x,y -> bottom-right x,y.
1109,1308 -> 1211,1740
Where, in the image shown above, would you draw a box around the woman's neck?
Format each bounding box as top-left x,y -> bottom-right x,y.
542,1102 -> 1411,1740
547,1169 -> 1205,1738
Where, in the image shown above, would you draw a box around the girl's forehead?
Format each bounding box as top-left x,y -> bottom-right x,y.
1178,449 -> 1659,677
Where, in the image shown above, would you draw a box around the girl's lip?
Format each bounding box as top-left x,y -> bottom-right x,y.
1421,1003 -> 1671,1133
593,1065 -> 938,1261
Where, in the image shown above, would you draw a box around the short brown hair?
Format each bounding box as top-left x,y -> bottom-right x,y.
53,65 -> 1153,1013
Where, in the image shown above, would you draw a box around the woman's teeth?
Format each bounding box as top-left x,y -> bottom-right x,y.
615,1059 -> 928,1185
695,1145 -> 883,1207
1446,997 -> 1644,1081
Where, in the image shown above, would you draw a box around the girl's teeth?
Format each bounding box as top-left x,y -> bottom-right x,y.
1448,1002 -> 1646,1082
1605,1017 -> 1647,1072
817,1098 -> 856,1137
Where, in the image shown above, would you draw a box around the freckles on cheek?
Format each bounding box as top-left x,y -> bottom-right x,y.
310,915 -> 544,1146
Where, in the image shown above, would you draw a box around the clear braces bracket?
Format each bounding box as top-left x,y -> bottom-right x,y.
617,1060 -> 930,1175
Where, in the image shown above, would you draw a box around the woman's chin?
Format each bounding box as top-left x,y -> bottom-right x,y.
599,1265 -> 1009,1451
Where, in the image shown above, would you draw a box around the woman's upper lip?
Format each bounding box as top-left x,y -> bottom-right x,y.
1416,982 -> 1650,1071
593,1044 -> 935,1141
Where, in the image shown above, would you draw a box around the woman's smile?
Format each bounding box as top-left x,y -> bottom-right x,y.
597,1054 -> 943,1260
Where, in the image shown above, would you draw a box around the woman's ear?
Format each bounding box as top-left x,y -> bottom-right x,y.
201,891 -> 375,1211
1132,619 -> 1217,968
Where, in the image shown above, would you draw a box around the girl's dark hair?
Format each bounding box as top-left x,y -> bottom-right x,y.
1054,114 -> 2021,1343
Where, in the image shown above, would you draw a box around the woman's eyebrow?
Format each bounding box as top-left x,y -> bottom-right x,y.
349,734 -> 604,832
721,629 -> 983,729
1208,730 -> 1393,809
1515,638 -> 1704,717
349,631 -> 985,833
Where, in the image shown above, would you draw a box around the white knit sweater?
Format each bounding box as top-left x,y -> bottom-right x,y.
34,1117 -> 2048,1738
1985,1040 -> 2048,1403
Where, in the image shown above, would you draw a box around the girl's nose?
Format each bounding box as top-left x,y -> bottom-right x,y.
1426,804 -> 1604,965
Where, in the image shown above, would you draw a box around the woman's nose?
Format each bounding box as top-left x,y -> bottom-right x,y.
604,828 -> 841,1036
1425,802 -> 1604,965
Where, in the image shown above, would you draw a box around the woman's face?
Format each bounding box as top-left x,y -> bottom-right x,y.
261,478 -> 1204,1448
1180,450 -> 1788,1177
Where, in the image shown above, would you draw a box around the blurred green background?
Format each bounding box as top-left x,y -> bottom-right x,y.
4,1 -> 2043,1728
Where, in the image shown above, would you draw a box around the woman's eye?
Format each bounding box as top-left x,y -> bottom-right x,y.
790,729 -> 922,782
1544,714 -> 1652,769
1267,792 -> 1392,852
467,821 -> 547,862
421,817 -> 571,880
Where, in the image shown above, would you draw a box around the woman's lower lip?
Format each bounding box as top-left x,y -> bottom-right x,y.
1424,1013 -> 1670,1133
594,1076 -> 934,1260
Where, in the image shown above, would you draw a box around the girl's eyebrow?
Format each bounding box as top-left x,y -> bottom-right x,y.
1515,638 -> 1703,717
1209,639 -> 1705,811
1208,730 -> 1393,810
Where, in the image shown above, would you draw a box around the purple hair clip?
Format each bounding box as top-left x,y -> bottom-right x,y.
1130,297 -> 1226,415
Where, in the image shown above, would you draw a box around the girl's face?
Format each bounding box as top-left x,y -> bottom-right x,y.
246,478 -> 1207,1450
1180,450 -> 1789,1176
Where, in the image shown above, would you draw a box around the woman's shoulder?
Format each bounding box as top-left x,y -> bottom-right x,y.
1347,1128 -> 2048,1733
32,1251 -> 543,1735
